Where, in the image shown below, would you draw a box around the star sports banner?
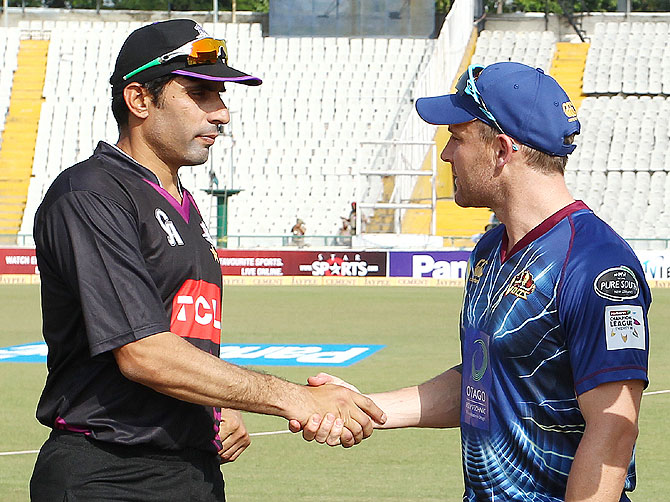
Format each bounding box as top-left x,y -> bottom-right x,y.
217,250 -> 387,277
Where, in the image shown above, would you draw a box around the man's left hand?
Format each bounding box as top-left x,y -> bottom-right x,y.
217,409 -> 250,463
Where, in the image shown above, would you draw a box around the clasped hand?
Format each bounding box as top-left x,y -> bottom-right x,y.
289,373 -> 380,448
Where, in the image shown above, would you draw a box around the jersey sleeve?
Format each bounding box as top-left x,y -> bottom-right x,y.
558,222 -> 650,396
38,190 -> 170,356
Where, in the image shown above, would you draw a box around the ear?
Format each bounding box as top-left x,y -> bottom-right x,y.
495,134 -> 518,169
123,83 -> 151,121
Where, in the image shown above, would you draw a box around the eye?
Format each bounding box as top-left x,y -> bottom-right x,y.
186,86 -> 211,97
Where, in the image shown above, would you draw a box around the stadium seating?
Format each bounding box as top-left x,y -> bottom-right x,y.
1,17 -> 668,249
471,30 -> 556,72
583,21 -> 670,95
10,21 -> 432,238
0,28 -> 20,139
572,21 -> 670,250
564,95 -> 670,248
469,25 -> 670,250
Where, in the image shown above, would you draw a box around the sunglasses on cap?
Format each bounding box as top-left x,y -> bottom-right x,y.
456,64 -> 518,151
123,37 -> 229,81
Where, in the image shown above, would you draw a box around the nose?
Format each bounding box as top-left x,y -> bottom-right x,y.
210,97 -> 230,126
440,140 -> 452,164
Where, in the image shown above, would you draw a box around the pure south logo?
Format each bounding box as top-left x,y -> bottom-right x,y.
594,266 -> 639,301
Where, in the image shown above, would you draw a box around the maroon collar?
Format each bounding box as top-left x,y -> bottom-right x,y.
500,200 -> 589,263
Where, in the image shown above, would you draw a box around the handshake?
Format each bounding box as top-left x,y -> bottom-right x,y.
289,373 -> 383,448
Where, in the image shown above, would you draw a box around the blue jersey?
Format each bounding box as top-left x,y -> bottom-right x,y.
460,201 -> 650,502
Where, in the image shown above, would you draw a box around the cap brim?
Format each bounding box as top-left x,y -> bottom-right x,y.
415,93 -> 486,125
172,60 -> 262,86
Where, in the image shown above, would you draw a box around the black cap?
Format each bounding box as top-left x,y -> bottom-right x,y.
110,19 -> 262,95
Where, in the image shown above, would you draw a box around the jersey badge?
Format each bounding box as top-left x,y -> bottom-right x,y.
171,279 -> 222,344
469,259 -> 488,284
461,330 -> 491,431
155,208 -> 184,246
594,266 -> 639,301
505,270 -> 536,299
605,306 -> 645,350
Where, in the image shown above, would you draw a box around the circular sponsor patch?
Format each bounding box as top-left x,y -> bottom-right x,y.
593,266 -> 639,301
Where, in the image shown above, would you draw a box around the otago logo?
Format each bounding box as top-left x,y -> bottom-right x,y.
505,270 -> 536,299
471,339 -> 488,382
562,101 -> 578,122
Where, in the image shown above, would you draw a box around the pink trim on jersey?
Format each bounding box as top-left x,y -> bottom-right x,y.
172,69 -> 261,84
54,416 -> 91,435
501,200 -> 590,264
184,189 -> 202,217
143,179 -> 192,224
211,407 -> 222,451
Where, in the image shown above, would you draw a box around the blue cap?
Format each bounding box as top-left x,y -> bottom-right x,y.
416,62 -> 580,157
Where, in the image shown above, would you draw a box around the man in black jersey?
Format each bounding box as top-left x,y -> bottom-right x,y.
30,19 -> 385,502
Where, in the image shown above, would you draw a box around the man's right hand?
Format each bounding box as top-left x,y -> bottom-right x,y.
290,382 -> 385,447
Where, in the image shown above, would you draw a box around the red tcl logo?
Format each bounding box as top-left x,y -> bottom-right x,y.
170,279 -> 222,344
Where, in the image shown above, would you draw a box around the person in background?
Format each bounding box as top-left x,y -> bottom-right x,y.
291,218 -> 306,247
336,216 -> 352,246
348,202 -> 368,235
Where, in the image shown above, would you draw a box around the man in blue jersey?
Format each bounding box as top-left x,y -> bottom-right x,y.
296,62 -> 650,501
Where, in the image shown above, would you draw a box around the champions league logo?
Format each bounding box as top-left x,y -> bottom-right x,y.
604,305 -> 646,351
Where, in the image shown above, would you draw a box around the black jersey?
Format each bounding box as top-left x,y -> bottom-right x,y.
34,141 -> 224,453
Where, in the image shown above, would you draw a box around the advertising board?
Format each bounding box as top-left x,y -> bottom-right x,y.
0,248 -> 38,275
389,251 -> 471,279
218,250 -> 387,277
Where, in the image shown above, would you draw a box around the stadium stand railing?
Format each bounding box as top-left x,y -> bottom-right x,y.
373,0 -> 476,239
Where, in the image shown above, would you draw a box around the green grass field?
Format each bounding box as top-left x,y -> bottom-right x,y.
0,285 -> 668,501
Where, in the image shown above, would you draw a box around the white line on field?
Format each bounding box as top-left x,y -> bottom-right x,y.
0,449 -> 39,456
0,450 -> 40,456
644,389 -> 670,396
249,429 -> 292,437
0,430 -> 293,457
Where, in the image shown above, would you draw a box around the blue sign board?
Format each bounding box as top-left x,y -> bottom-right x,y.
0,342 -> 384,367
389,251 -> 471,278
